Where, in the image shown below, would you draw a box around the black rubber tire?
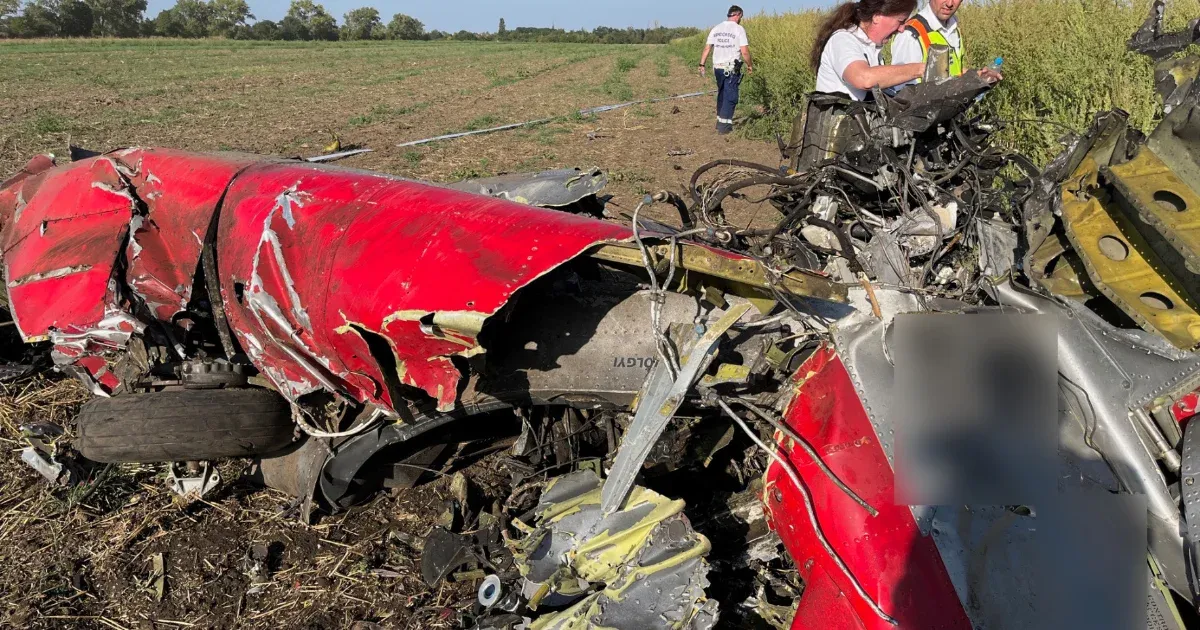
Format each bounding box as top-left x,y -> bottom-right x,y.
76,388 -> 296,463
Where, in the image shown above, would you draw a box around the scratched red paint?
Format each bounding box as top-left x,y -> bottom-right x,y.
4,148 -> 819,412
1173,391 -> 1200,428
115,149 -> 258,322
74,355 -> 121,392
0,147 -> 955,628
1,157 -> 133,341
768,345 -> 970,630
0,154 -> 54,199
215,162 -> 631,410
0,149 -> 640,402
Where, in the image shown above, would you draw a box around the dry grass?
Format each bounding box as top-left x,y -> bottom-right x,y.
0,376 -> 89,436
0,37 -> 779,226
0,36 -> 797,628
0,374 -> 476,629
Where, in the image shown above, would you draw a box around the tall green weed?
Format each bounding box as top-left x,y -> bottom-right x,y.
671,0 -> 1200,162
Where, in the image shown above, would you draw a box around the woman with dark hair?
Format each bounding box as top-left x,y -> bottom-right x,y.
811,0 -> 925,100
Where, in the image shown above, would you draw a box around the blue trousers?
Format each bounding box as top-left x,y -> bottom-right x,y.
715,68 -> 742,129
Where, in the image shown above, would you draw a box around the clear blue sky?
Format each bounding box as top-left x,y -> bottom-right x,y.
143,0 -> 824,32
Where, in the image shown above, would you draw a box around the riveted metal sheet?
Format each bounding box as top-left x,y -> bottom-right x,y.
991,281 -> 1196,595
769,345 -> 971,630
1055,298 -> 1200,413
829,288 -> 929,466
1107,147 -> 1200,274
768,343 -> 984,628
1181,422 -> 1200,593
823,284 -> 1197,622
1060,158 -> 1200,349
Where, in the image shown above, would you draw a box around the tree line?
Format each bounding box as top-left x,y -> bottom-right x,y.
0,0 -> 699,41
497,24 -> 699,44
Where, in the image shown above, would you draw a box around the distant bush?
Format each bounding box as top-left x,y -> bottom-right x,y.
386,12 -> 423,40
340,6 -> 382,40
672,0 -> 1200,162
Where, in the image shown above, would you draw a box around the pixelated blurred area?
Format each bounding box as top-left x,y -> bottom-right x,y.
894,314 -> 1057,506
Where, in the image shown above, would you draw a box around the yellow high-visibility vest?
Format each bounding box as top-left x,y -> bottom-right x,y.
905,15 -> 963,79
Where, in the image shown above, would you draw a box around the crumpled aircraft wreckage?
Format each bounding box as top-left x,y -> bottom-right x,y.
7,3 -> 1200,628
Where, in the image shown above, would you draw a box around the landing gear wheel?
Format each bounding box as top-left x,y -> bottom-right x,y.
76,388 -> 296,463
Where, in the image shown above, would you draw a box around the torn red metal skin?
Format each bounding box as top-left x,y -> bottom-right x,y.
2,157 -> 133,344
109,148 -> 257,324
0,149 -> 639,409
0,149 -> 256,394
0,153 -> 55,207
766,345 -> 969,630
1172,391 -> 1200,427
214,163 -> 631,411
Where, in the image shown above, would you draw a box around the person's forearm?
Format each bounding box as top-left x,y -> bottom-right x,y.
846,63 -> 924,90
741,47 -> 753,70
699,45 -> 711,66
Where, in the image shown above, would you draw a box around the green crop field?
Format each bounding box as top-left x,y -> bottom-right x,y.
671,0 -> 1200,163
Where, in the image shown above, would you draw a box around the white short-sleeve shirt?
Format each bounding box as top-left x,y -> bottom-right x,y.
815,27 -> 883,101
707,20 -> 750,68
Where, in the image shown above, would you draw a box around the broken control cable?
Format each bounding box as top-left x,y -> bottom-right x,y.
733,397 -> 877,517
716,398 -> 899,626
